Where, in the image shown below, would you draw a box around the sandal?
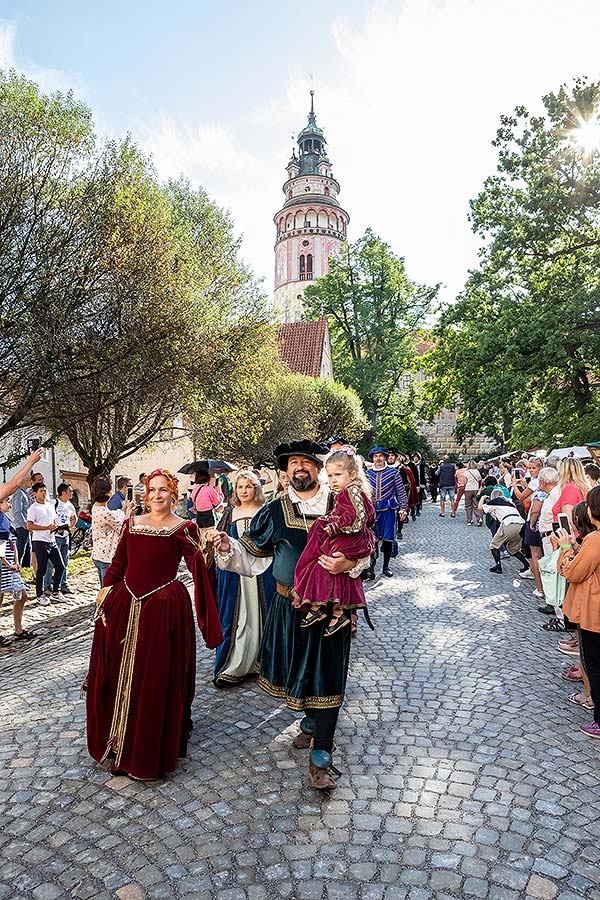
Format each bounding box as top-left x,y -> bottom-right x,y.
562,669 -> 583,682
324,615 -> 350,638
300,608 -> 328,628
13,630 -> 36,641
0,635 -> 11,647
542,618 -> 566,632
568,691 -> 595,710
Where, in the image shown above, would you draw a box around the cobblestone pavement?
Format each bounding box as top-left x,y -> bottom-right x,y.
1,503 -> 599,900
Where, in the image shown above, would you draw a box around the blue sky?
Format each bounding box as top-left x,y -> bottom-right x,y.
3,0 -> 600,305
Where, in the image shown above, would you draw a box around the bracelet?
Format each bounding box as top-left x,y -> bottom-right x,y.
560,544 -> 572,551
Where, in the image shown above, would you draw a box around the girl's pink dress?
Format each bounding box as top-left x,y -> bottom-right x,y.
293,483 -> 376,611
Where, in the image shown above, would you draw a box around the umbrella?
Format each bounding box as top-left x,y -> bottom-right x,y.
178,459 -> 235,475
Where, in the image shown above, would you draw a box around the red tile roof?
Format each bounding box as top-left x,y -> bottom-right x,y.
278,316 -> 328,378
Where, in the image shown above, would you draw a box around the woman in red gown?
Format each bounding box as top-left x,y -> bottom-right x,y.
85,469 -> 223,779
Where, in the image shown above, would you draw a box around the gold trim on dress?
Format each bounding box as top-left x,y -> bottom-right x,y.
258,674 -> 343,710
101,590 -> 142,767
94,585 -> 113,622
129,518 -> 189,536
280,494 -> 334,531
239,534 -> 272,558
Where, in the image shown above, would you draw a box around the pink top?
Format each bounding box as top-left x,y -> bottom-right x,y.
552,483 -> 584,522
191,484 -> 224,512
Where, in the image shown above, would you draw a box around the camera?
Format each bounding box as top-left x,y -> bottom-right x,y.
27,438 -> 41,452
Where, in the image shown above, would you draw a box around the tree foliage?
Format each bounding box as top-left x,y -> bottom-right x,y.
303,229 -> 438,442
189,369 -> 368,467
424,78 -> 600,449
0,69 -> 272,478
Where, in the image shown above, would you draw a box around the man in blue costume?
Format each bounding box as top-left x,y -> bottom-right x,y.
212,439 -> 369,790
365,447 -> 409,579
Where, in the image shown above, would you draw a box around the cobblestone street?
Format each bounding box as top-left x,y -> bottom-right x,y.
1,503 -> 599,900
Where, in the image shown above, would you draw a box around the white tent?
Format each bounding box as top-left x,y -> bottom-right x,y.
548,446 -> 590,460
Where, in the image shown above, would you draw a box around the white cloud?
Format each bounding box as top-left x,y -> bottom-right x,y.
0,19 -> 86,97
0,20 -> 16,69
142,0 -> 600,305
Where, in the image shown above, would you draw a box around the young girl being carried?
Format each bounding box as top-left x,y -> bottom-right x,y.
293,448 -> 376,637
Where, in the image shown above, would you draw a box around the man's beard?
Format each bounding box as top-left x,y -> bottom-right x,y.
290,472 -> 318,492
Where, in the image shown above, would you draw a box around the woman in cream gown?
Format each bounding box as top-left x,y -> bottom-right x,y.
212,470 -> 274,687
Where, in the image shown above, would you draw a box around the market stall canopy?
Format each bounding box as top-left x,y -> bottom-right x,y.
548,446 -> 590,460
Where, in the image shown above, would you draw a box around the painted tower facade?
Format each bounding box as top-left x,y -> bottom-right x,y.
273,92 -> 350,323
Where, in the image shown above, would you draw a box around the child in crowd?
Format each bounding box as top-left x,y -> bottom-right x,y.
0,497 -> 35,645
293,448 -> 376,636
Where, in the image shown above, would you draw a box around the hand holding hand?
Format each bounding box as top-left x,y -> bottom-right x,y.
211,532 -> 231,554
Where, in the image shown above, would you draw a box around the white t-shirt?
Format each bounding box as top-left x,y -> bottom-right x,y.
539,485 -> 560,534
27,500 -> 58,543
55,499 -> 76,537
464,468 -> 481,491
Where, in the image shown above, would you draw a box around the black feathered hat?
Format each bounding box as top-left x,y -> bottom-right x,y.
274,439 -> 329,470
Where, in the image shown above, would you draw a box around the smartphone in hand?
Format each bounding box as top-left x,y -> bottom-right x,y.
557,513 -> 572,535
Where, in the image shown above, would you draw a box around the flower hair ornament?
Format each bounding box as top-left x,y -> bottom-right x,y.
145,468 -> 180,504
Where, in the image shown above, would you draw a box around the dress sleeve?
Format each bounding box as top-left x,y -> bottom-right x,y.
103,520 -> 129,586
180,523 -> 224,649
395,470 -> 409,509
558,535 -> 600,583
216,503 -> 274,577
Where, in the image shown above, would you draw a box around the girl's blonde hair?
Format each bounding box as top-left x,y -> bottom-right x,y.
558,457 -> 591,497
326,447 -> 372,496
232,469 -> 265,507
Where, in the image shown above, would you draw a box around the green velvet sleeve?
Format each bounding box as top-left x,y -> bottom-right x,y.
239,503 -> 275,558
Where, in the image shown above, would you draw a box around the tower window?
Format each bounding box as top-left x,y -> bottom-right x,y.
299,254 -> 306,280
306,254 -> 313,280
288,190 -> 292,199
324,186 -> 330,196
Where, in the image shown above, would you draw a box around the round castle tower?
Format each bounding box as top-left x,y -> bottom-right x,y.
273,92 -> 350,323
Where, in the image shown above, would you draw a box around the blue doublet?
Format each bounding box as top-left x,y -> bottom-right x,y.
367,466 -> 409,542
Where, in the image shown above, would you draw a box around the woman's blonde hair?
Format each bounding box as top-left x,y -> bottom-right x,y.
232,469 -> 265,507
326,447 -> 372,496
558,458 -> 591,497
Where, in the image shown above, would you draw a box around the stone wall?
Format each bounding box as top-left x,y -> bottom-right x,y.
418,408 -> 497,458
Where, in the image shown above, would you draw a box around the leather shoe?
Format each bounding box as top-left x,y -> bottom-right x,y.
538,604 -> 555,615
382,566 -> 393,577
362,568 -> 375,581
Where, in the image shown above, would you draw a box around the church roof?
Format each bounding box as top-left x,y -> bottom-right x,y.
277,316 -> 329,378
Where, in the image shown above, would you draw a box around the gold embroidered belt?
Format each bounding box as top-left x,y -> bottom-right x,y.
276,581 -> 294,599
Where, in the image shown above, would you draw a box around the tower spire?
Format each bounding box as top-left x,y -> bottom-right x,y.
309,89 -> 316,125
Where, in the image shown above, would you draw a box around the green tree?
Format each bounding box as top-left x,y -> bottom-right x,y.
425,78 -> 600,449
0,70 -> 95,438
303,228 -> 438,443
44,154 -> 271,481
189,370 -> 368,466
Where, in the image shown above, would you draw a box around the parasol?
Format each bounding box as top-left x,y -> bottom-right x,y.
178,459 -> 235,475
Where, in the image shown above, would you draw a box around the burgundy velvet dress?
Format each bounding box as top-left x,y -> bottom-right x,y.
293,483 -> 376,611
86,518 -> 223,779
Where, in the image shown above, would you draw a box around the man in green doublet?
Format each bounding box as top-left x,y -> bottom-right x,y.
213,439 -> 368,789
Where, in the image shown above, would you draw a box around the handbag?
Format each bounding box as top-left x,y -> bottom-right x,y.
538,549 -> 567,608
